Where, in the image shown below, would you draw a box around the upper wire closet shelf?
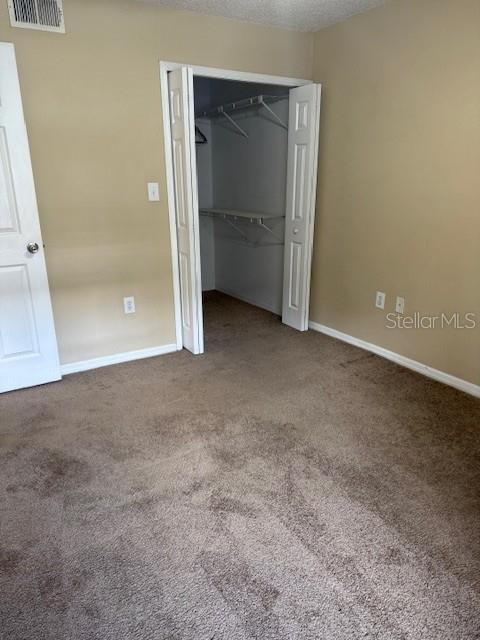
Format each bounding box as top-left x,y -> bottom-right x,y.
195,94 -> 288,138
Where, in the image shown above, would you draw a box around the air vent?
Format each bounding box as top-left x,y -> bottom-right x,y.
7,0 -> 65,33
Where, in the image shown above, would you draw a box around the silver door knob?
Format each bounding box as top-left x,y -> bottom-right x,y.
293,228 -> 299,235
27,242 -> 39,254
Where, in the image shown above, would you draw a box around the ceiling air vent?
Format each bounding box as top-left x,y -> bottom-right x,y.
7,0 -> 65,33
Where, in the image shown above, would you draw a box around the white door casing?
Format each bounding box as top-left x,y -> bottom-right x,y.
168,67 -> 204,354
0,43 -> 60,393
282,84 -> 322,331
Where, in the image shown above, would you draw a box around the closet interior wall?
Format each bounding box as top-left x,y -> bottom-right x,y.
195,78 -> 289,315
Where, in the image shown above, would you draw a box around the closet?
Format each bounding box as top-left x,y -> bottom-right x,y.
194,77 -> 290,315
164,64 -> 321,354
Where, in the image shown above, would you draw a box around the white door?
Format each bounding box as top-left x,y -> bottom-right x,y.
0,43 -> 60,393
168,67 -> 204,354
282,84 -> 322,331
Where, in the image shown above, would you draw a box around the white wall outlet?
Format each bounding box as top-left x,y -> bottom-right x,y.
375,291 -> 386,310
147,182 -> 160,202
396,296 -> 405,314
123,296 -> 136,314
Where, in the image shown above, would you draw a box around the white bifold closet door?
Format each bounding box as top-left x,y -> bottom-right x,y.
282,83 -> 322,331
168,67 -> 204,354
167,67 -> 321,353
0,43 -> 61,393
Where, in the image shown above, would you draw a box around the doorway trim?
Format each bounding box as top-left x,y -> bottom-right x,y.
159,61 -> 311,350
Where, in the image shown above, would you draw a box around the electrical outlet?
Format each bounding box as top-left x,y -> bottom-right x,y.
123,296 -> 136,314
147,182 -> 160,202
396,296 -> 405,314
375,291 -> 386,310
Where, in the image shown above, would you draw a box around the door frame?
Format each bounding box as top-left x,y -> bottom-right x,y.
159,61 -> 311,350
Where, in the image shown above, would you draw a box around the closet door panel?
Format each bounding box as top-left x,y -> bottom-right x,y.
168,67 -> 204,354
282,84 -> 322,331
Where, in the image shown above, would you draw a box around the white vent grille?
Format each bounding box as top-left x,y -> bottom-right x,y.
7,0 -> 65,33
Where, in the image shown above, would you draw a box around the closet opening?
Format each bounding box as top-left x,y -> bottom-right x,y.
194,77 -> 290,339
161,63 -> 321,355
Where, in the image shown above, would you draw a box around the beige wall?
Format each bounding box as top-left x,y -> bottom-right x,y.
0,0 -> 313,364
311,0 -> 480,385
2,0 -> 478,386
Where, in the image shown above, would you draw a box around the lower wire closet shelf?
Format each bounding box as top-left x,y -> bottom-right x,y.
199,207 -> 284,248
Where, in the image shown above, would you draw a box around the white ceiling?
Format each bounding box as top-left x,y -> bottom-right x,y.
140,0 -> 388,32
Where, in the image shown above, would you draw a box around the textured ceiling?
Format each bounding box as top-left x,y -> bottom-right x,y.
139,0 -> 388,31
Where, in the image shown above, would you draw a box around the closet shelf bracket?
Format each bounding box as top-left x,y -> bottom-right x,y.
258,96 -> 288,130
225,218 -> 249,241
195,125 -> 208,144
219,106 -> 249,138
258,221 -> 284,243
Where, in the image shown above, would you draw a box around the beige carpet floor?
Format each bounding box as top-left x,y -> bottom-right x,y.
1,291 -> 479,640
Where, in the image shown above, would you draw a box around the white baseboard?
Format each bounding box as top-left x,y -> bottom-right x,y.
215,287 -> 281,316
60,343 -> 179,376
309,321 -> 480,399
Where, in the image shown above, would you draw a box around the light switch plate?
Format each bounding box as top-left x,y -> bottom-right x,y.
147,182 -> 160,201
123,296 -> 135,314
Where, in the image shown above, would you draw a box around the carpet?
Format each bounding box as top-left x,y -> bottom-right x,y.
1,292 -> 479,639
